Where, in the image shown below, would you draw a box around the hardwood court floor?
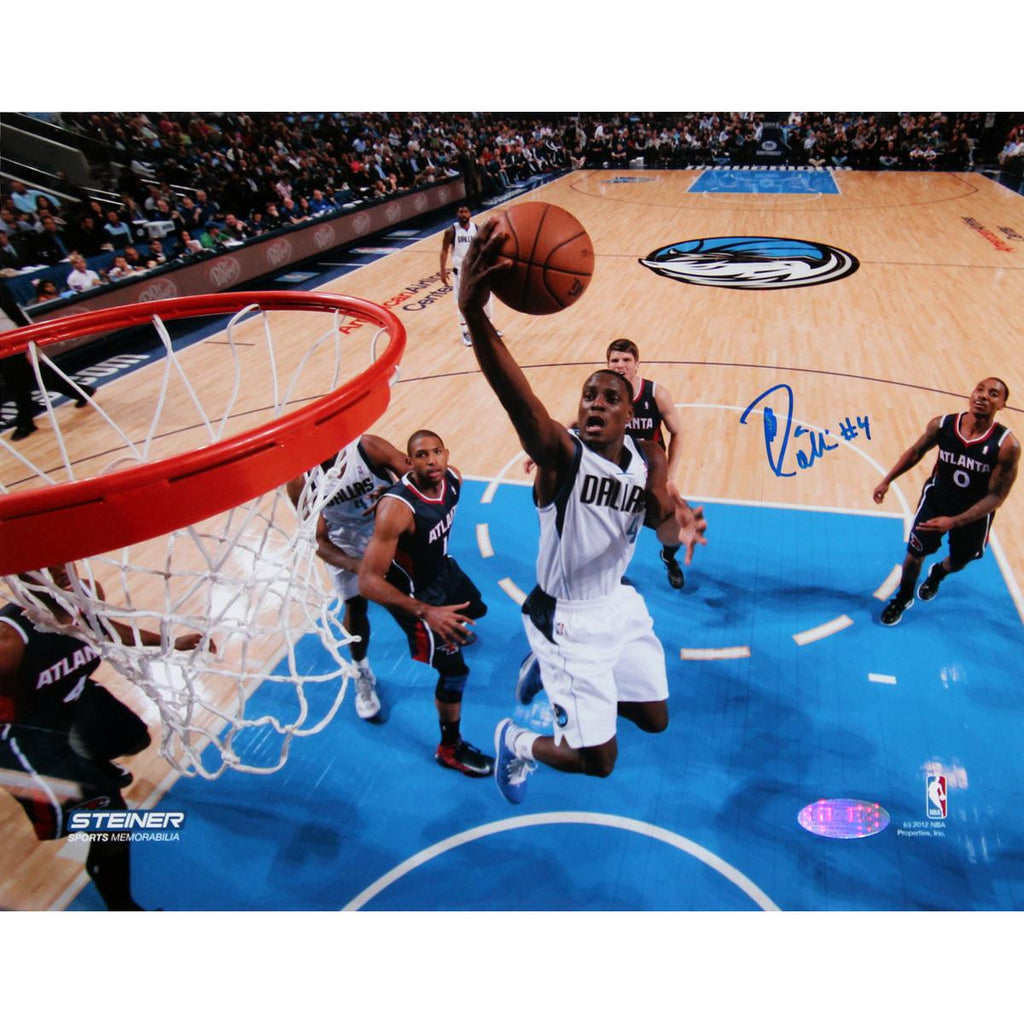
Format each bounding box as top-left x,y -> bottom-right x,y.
1,169 -> 1023,909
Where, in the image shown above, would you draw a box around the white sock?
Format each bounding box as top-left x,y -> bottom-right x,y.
354,657 -> 370,672
514,729 -> 539,762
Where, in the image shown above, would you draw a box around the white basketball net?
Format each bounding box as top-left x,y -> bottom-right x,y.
1,301 -> 394,779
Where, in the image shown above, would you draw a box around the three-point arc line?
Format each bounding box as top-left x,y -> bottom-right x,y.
341,811 -> 780,911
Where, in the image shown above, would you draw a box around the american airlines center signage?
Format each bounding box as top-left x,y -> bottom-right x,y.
24,178 -> 467,347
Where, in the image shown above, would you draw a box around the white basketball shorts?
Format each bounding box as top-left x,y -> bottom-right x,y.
325,525 -> 371,601
522,583 -> 668,750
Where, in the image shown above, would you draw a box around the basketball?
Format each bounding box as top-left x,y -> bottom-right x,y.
489,202 -> 594,315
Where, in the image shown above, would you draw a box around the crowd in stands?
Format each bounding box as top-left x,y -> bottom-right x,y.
2,112 -> 1021,307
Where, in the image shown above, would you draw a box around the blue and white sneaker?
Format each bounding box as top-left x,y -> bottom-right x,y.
515,651 -> 544,705
494,718 -> 535,805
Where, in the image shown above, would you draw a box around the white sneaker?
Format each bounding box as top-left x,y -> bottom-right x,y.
494,718 -> 535,804
353,664 -> 381,719
461,331 -> 472,347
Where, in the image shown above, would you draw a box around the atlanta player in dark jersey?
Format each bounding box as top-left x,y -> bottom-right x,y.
0,563 -> 204,909
457,220 -> 707,804
358,430 -> 494,776
606,338 -> 687,588
873,377 -> 1019,625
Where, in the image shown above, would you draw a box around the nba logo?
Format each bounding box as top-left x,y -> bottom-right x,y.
926,774 -> 947,819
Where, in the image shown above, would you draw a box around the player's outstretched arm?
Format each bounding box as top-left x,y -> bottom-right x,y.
655,384 -> 684,493
101,618 -> 208,652
457,220 -> 575,478
642,440 -> 707,564
439,226 -> 454,286
872,416 -> 942,503
362,433 -> 411,480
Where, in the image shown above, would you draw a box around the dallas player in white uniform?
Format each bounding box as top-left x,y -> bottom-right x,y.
287,435 -> 409,718
457,219 -> 708,804
439,204 -> 498,346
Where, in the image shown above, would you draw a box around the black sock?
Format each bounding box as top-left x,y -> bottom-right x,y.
661,545 -> 680,564
440,720 -> 461,747
928,563 -> 949,583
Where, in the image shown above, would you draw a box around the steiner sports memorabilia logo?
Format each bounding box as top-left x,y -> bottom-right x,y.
639,235 -> 860,290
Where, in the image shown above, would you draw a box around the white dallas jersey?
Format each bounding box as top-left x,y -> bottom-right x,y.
312,439 -> 393,551
451,219 -> 477,270
536,434 -> 648,601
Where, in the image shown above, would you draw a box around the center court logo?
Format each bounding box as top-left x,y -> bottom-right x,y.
639,235 -> 859,290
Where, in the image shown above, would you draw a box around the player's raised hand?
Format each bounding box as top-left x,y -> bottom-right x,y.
423,601 -> 476,645
457,220 -> 512,317
673,497 -> 708,565
917,515 -> 956,532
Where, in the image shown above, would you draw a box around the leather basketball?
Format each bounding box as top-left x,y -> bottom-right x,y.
490,202 -> 594,315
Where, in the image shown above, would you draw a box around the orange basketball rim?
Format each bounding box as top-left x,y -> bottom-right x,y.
0,291 -> 406,575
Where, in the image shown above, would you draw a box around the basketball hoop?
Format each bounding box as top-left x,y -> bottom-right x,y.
0,291 -> 405,778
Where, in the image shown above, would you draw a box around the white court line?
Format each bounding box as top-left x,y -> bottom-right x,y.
341,811 -> 780,912
498,577 -> 527,606
793,615 -> 854,646
678,402 -> 911,521
476,523 -> 494,558
989,531 -> 1024,627
685,492 -> 904,520
680,646 -> 751,661
869,673 -> 898,685
874,564 -> 903,601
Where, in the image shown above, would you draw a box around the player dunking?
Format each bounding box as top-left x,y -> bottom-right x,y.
525,340 -> 686,588
0,564 -> 205,910
358,430 -> 494,776
606,338 -> 687,588
873,377 -> 1019,625
287,435 -> 410,718
458,221 -> 707,804
439,204 -> 499,347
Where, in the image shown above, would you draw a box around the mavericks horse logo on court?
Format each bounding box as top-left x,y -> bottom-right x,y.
639,236 -> 859,290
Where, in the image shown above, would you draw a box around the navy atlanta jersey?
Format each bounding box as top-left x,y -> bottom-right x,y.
0,603 -> 101,723
536,434 -> 648,600
924,413 -> 1013,514
626,378 -> 665,449
380,468 -> 461,590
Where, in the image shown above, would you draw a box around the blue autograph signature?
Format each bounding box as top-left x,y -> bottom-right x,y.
741,384 -> 871,478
